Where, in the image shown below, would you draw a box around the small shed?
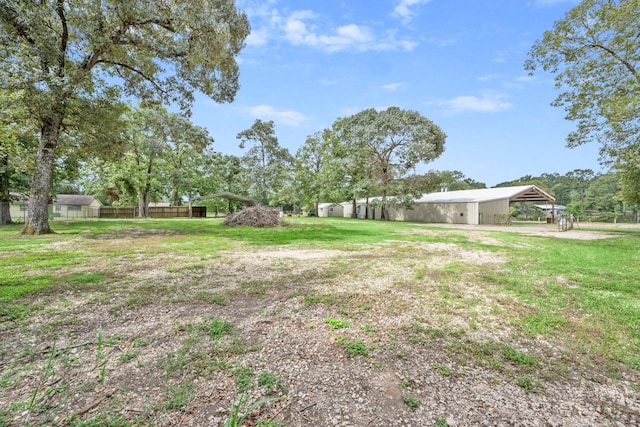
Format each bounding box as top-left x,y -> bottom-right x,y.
317,203 -> 344,217
54,194 -> 102,218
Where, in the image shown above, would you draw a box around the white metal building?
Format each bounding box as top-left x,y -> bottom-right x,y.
332,185 -> 556,225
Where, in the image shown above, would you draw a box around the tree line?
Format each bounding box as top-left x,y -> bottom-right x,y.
2,0 -> 639,230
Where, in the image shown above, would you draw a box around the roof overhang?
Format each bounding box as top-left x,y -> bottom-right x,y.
508,186 -> 555,204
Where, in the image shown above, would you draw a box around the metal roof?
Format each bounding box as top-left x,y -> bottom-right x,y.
415,185 -> 555,204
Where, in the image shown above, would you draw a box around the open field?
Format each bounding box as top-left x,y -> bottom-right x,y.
0,218 -> 638,426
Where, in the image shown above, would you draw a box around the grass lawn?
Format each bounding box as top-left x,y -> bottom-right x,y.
0,217 -> 638,425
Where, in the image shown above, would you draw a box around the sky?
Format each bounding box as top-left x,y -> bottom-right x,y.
188,0 -> 606,188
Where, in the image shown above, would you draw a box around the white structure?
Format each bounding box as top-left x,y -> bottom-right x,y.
535,203 -> 566,216
53,195 -> 102,218
330,185 -> 556,225
317,203 -> 344,217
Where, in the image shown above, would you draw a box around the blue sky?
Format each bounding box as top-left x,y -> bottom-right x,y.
189,0 -> 605,187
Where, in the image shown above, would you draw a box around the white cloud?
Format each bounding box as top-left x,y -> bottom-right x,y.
477,74 -> 500,82
280,10 -> 415,52
246,27 -> 270,46
431,91 -> 512,113
247,105 -> 309,126
394,0 -> 432,23
381,82 -> 405,92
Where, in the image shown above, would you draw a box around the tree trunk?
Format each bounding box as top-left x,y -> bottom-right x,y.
381,188 -> 388,220
22,114 -> 64,235
138,189 -> 149,218
351,199 -> 357,218
0,150 -> 13,225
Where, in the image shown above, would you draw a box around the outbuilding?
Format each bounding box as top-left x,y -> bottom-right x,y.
317,203 -> 345,217
383,185 -> 555,225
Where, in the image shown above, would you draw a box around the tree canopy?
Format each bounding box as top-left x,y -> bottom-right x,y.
341,107 -> 446,218
525,0 -> 640,204
0,0 -> 249,233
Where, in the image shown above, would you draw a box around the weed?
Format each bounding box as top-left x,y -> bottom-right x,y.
435,417 -> 449,427
224,393 -> 282,427
131,336 -> 156,347
324,318 -> 349,330
515,375 -> 538,393
401,380 -> 411,388
402,395 -> 419,411
27,342 -> 56,417
118,350 -> 140,364
256,419 -> 281,427
158,381 -> 194,410
197,317 -> 233,339
234,366 -> 254,392
361,323 -> 378,333
69,414 -> 132,426
500,345 -> 540,368
335,336 -> 369,357
257,372 -> 287,395
433,364 -> 452,376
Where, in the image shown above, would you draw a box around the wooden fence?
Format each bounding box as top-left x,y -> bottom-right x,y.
99,206 -> 206,219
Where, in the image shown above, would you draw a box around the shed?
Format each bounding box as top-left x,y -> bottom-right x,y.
317,203 -> 345,217
53,194 -> 102,218
385,185 -> 555,225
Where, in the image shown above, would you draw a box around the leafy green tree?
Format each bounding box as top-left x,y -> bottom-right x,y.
0,0 -> 249,234
321,118 -> 374,218
525,0 -> 640,183
236,119 -> 293,206
295,132 -> 329,215
0,90 -> 38,224
344,107 -> 446,219
616,148 -> 640,206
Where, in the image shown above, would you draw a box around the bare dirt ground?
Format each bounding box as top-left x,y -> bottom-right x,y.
0,224 -> 638,426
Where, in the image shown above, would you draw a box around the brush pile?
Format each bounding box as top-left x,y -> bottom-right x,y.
223,206 -> 288,227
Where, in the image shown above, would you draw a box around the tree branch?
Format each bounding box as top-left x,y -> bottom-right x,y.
81,15 -> 176,71
94,59 -> 166,94
587,42 -> 639,81
0,4 -> 36,45
55,0 -> 68,77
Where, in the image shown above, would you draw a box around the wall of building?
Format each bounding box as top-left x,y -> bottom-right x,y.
387,202 -> 475,224
477,199 -> 509,224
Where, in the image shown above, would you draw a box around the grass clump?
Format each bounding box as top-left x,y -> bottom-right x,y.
336,336 -> 369,357
324,318 -> 349,330
402,396 -> 419,411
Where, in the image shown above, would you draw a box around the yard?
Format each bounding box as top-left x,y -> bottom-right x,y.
0,218 -> 638,426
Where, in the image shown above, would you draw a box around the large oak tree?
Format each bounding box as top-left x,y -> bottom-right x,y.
343,107 -> 446,219
0,0 -> 249,234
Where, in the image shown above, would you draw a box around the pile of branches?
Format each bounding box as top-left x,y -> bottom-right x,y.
223,206 -> 288,227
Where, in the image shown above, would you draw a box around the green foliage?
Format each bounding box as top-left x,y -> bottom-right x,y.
195,318 -> 233,339
69,414 -> 132,427
234,366 -> 254,392
224,394 -> 282,427
435,417 -> 449,427
237,119 -> 293,206
324,318 -> 350,330
525,0 -> 640,168
336,336 -> 369,357
157,382 -> 194,411
1,0 -> 249,233
402,396 -> 419,411
257,372 -> 287,395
